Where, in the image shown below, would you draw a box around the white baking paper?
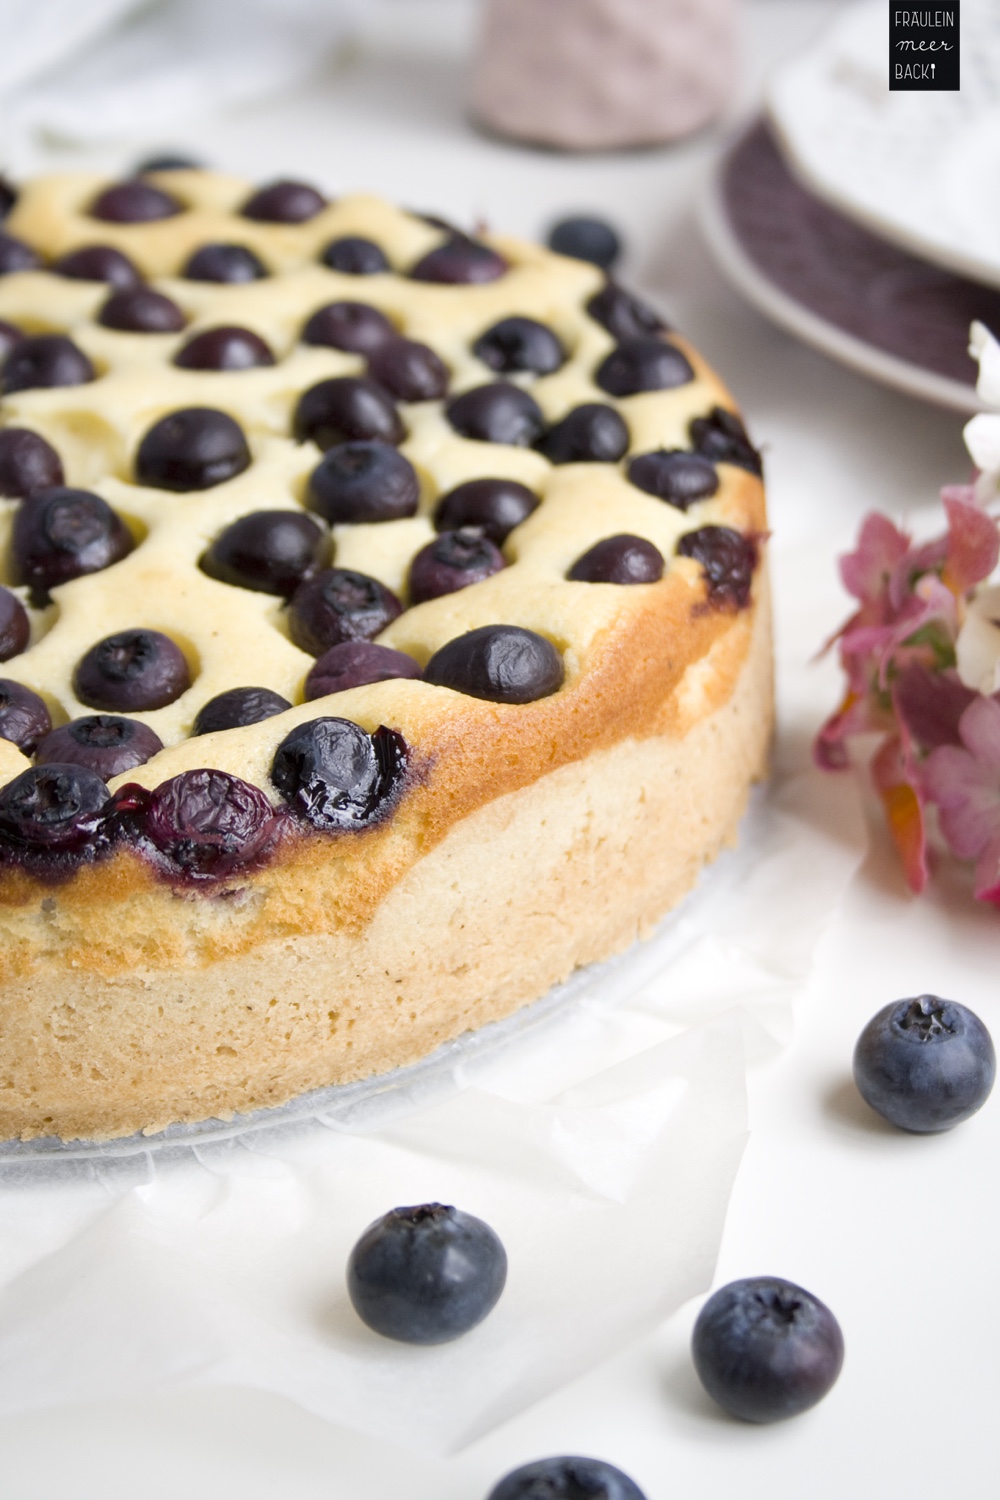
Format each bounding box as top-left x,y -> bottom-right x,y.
0,759 -> 864,1454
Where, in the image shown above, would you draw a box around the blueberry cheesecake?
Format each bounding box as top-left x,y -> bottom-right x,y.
0,169 -> 771,1140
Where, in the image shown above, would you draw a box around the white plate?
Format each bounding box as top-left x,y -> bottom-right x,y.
767,0 -> 1000,290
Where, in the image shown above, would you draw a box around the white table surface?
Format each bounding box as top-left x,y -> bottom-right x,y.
3,3 -> 995,1496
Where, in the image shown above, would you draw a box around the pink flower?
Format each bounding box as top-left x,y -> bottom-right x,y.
924,696 -> 1000,904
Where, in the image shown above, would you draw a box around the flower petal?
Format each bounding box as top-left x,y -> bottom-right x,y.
941,491 -> 1000,595
840,513 -> 910,603
893,665 -> 977,751
872,735 -> 928,892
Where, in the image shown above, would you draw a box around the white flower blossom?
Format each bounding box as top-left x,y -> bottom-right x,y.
965,322 -> 1000,501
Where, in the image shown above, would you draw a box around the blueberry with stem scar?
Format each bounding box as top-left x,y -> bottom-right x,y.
408,527 -> 505,604
853,995 -> 995,1132
35,716 -> 163,779
74,629 -> 191,712
288,568 -> 402,655
12,487 -> 134,606
488,1457 -> 647,1500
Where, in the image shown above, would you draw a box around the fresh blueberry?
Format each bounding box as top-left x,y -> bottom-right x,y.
200,509 -> 329,597
547,215 -> 621,270
35,715 -> 163,778
174,325 -> 275,371
301,300 -> 396,355
568,535 -> 663,585
308,441 -> 419,525
409,237 -> 508,284
134,152 -> 203,173
586,282 -> 666,342
424,625 -> 563,703
2,334 -> 95,394
0,763 -> 112,854
288,567 -> 402,655
628,450 -> 719,509
88,180 -> 182,223
472,317 -> 566,376
136,768 -> 276,878
98,286 -> 186,333
692,1276 -> 844,1423
52,245 -> 141,287
445,382 -> 545,447
690,406 -> 763,476
183,243 -> 268,283
347,1203 -> 507,1344
135,407 -> 251,491
305,641 -> 422,699
0,587 -> 29,662
595,336 -> 694,396
0,428 -> 64,498
294,377 -> 404,450
0,233 -> 43,274
241,180 -> 326,223
0,320 -> 22,361
321,236 -> 390,274
853,995 -> 996,1132
270,716 -> 407,829
538,404 -> 629,465
0,679 -> 51,754
409,527 -> 505,604
11,486 -> 134,605
73,628 -> 191,712
676,526 -> 757,610
487,1456 -> 647,1500
433,477 -> 538,544
367,337 -> 450,402
193,686 -> 291,735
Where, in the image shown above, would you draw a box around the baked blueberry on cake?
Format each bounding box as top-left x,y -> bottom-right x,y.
0,169 -> 771,1141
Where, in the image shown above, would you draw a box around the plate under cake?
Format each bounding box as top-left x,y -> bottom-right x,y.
0,169 -> 771,1141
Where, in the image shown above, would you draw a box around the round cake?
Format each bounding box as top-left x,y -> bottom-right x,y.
0,168 -> 771,1142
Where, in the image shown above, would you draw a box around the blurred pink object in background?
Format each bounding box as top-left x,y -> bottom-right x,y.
469,0 -> 739,151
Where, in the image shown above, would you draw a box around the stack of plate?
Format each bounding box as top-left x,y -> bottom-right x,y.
701,0 -> 1000,412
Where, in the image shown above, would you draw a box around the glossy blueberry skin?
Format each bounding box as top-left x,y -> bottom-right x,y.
271,716 -> 407,829
73,629 -> 191,712
586,282 -> 666,342
183,243 -> 268,283
305,641 -> 422,699
193,686 -> 291,735
538,404 -> 629,465
99,286 -> 186,333
0,763 -> 111,853
487,1456 -> 647,1500
347,1203 -> 507,1344
308,441 -> 419,525
52,245 -> 141,287
135,407 -> 251,491
424,625 -> 563,704
288,568 -> 403,655
294,377 -> 404,451
409,527 -> 505,604
595,336 -> 694,397
410,237 -> 507,284
472,316 -> 566,376
0,319 -> 22,361
137,768 -> 276,879
35,715 -> 163,778
174,325 -> 275,371
88,180 -> 182,223
628,449 -> 719,510
0,233 -> 42,274
367,337 -> 450,403
676,526 -> 757,610
0,679 -> 51,754
321,236 -> 390,274
853,995 -> 996,1132
0,428 -> 64,498
2,334 -> 95,395
692,1276 -> 844,1423
241,180 -> 326,223
548,215 -> 621,269
689,406 -> 763,476
301,300 -> 396,355
201,509 -> 329,597
446,382 -> 545,447
568,535 -> 663,585
11,486 -> 134,605
0,587 -> 29,662
433,477 -> 538,545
